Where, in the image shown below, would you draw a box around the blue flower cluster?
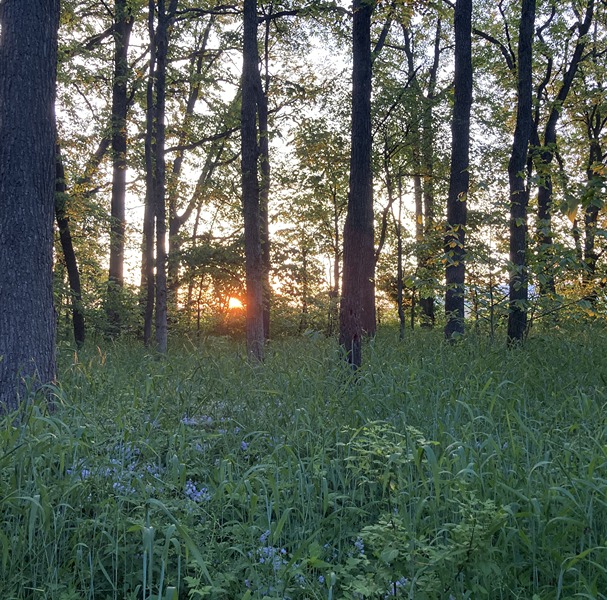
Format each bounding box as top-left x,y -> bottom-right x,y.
184,479 -> 211,502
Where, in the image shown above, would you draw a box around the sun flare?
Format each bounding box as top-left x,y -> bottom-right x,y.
227,297 -> 244,310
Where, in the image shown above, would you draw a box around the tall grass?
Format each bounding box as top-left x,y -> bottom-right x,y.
2,325 -> 607,599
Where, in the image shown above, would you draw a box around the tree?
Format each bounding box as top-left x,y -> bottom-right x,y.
507,0 -> 536,344
531,0 -> 594,294
56,147 -> 86,348
340,0 -> 376,367
0,0 -> 60,410
444,0 -> 472,339
107,0 -> 135,334
241,0 -> 265,360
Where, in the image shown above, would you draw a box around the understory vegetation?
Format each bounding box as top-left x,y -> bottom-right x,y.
2,325 -> 607,599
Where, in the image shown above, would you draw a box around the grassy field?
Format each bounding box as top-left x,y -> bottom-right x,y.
2,325 -> 607,599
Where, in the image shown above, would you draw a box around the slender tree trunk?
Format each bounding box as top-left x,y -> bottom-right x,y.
153,0 -> 177,354
583,136 -> 603,300
258,20 -> 271,341
107,0 -> 134,334
419,19 -> 440,328
241,0 -> 265,360
534,0 -> 594,295
340,0 -> 376,367
395,178 -> 405,340
507,0 -> 536,344
142,0 -> 157,346
56,149 -> 86,348
0,0 -> 59,411
444,0 -> 472,340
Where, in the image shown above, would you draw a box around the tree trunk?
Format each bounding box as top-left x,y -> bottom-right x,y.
56,148 -> 86,348
0,0 -> 59,411
339,0 -> 376,367
534,0 -> 594,295
507,0 -> 536,344
444,0 -> 472,340
107,0 -> 134,334
583,134 -> 603,300
258,21 -> 271,341
241,0 -> 265,360
152,0 -> 177,354
142,0 -> 157,347
420,18 -> 440,328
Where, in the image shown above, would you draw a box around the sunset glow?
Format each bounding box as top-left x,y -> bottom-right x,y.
227,297 -> 244,310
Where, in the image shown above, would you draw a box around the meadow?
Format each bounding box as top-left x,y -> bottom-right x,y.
2,325 -> 607,599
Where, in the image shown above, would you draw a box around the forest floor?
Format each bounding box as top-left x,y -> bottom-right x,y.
2,324 -> 607,599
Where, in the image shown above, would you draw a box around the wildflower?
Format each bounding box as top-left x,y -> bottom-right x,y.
260,529 -> 271,544
354,537 -> 365,556
318,575 -> 325,584
184,479 -> 211,502
241,440 -> 249,451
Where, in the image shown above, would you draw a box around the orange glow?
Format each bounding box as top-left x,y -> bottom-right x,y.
227,296 -> 244,310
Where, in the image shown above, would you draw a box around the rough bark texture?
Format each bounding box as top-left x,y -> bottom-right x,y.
507,0 -> 536,344
0,0 -> 60,411
444,0 -> 472,339
241,0 -> 265,361
56,149 -> 86,348
107,0 -> 134,333
339,0 -> 376,367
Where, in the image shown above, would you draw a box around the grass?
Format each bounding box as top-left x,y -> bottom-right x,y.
2,324 -> 607,599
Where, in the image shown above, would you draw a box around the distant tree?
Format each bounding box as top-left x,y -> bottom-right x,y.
444,0 -> 472,339
507,0 -> 536,344
0,0 -> 60,410
340,0 -> 376,367
56,148 -> 86,348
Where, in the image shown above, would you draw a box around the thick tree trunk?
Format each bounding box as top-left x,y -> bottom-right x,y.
444,0 -> 472,340
107,0 -> 134,334
0,0 -> 60,411
339,0 -> 376,367
507,0 -> 536,344
56,149 -> 86,348
241,0 -> 265,360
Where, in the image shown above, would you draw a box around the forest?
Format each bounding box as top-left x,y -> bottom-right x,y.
1,0 -> 607,597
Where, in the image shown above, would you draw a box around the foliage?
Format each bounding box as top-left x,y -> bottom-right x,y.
3,327 -> 607,598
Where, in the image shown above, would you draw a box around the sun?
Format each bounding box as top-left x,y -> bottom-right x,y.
227,296 -> 244,310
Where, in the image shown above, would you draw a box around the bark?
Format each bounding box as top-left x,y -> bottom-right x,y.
241,0 -> 265,360
507,0 -> 536,345
444,0 -> 472,339
258,18 -> 271,341
107,0 -> 134,334
420,18 -> 440,327
56,149 -> 86,348
583,134 -> 603,299
0,0 -> 60,411
142,0 -> 157,346
339,0 -> 376,367
153,0 -> 178,354
395,179 -> 405,340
